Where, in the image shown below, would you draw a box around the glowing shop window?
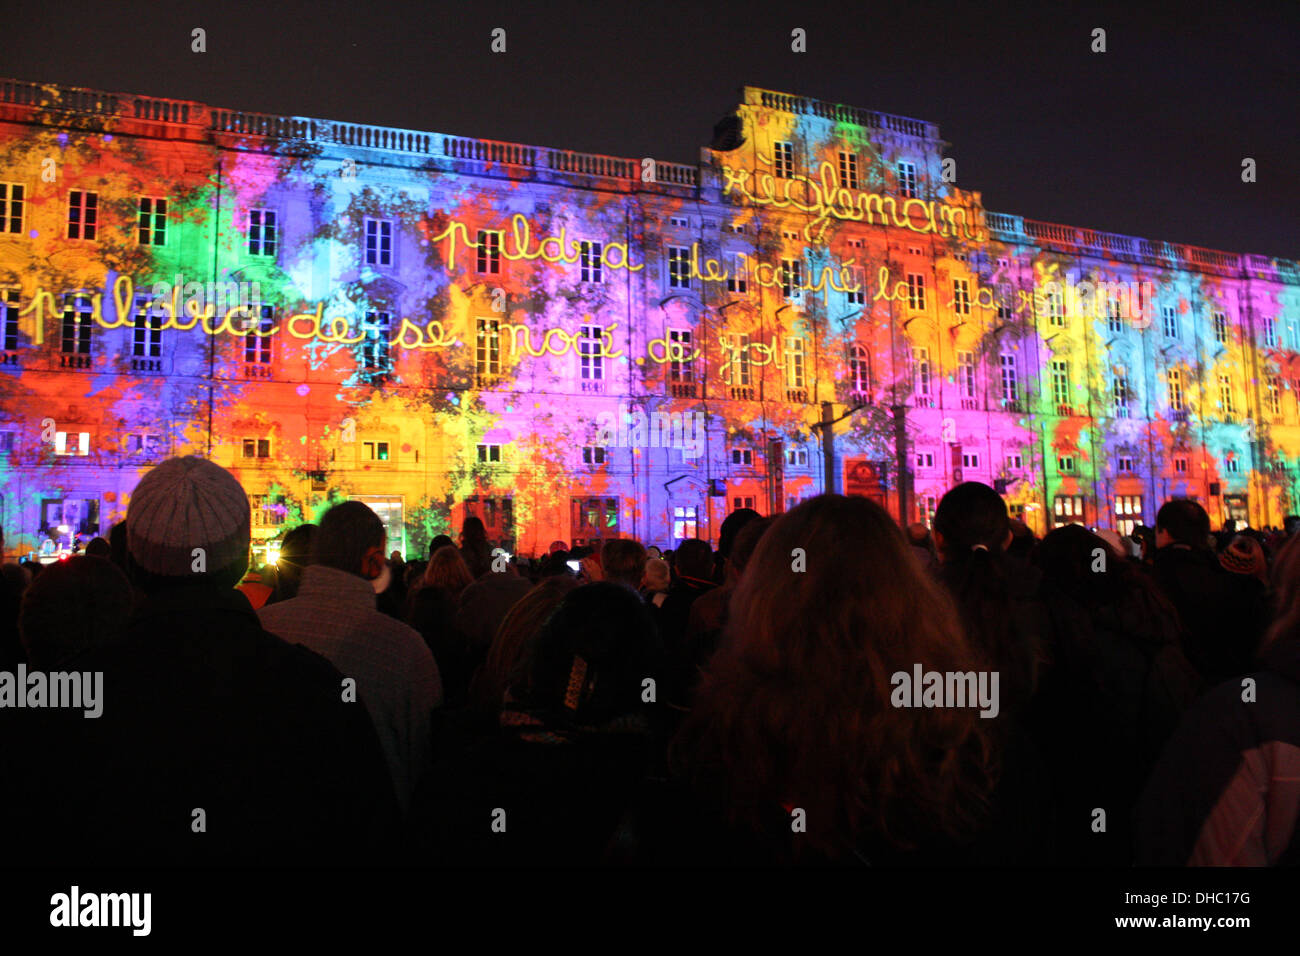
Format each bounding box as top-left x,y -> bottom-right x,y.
351,495 -> 404,556
54,431 -> 90,456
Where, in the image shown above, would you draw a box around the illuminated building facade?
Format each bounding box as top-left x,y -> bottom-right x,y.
1,77 -> 1298,559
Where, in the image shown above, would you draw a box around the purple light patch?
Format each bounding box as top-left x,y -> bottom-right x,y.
57,133 -> 68,147
103,134 -> 113,142
28,230 -> 38,239
295,384 -> 310,397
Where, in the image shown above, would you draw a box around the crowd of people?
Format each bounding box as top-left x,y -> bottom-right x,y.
0,454 -> 1297,866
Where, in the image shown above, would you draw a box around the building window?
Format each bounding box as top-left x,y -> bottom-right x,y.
669,329 -> 693,385
1115,495 -> 1143,537
132,298 -> 163,358
477,443 -> 502,464
1000,354 -> 1019,407
68,190 -> 98,240
1173,456 -> 1188,474
957,351 -> 976,403
244,305 -> 274,365
726,253 -> 748,294
1213,310 -> 1228,345
913,347 -> 931,398
916,451 -> 935,469
579,240 -> 603,283
1113,370 -> 1130,418
953,278 -> 971,316
785,337 -> 805,389
362,440 -> 390,462
579,324 -> 604,381
1106,297 -> 1124,334
1006,453 -> 1023,470
0,183 -> 24,234
897,161 -> 917,199
773,141 -> 794,179
1162,306 -> 1178,340
467,495 -> 516,545
962,452 -> 980,469
361,311 -> 391,371
125,434 -> 164,459
786,447 -> 808,467
838,151 -> 859,190
1268,376 -> 1282,417
571,496 -> 617,544
731,332 -> 751,387
365,219 -> 393,266
248,209 -> 277,257
475,229 -> 501,274
1051,360 -> 1070,413
846,267 -> 866,305
1117,455 -> 1135,473
667,246 -> 691,289
673,505 -> 698,542
849,344 -> 869,396
1219,374 -> 1235,418
996,286 -> 1014,322
1044,287 -> 1065,327
2,289 -> 20,350
781,258 -> 804,298
138,197 -> 167,245
61,300 -> 94,355
251,494 -> 286,528
1261,317 -> 1277,349
669,216 -> 689,228
907,273 -> 926,311
582,445 -> 606,465
54,431 -> 90,456
1168,368 -> 1185,412
1225,456 -> 1240,474
1053,494 -> 1085,527
0,430 -> 17,453
476,318 -> 501,378
733,496 -> 757,512
731,448 -> 753,466
242,438 -> 271,458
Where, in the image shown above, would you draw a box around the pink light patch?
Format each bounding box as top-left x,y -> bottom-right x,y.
296,384 -> 310,396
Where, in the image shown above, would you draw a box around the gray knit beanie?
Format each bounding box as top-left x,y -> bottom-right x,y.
126,456 -> 250,577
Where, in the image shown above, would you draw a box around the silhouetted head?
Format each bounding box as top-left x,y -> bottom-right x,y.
675,538 -> 713,581
1156,499 -> 1210,549
311,501 -> 386,581
933,482 -> 1011,559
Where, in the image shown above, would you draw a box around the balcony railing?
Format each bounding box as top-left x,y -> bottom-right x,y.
785,387 -> 808,403
59,354 -> 92,369
669,381 -> 698,399
130,357 -> 163,373
960,397 -> 980,410
729,386 -> 755,401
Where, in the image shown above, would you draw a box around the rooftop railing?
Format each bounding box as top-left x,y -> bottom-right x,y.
0,76 -> 1291,276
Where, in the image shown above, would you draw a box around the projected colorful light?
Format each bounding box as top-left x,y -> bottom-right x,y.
0,80 -> 1297,559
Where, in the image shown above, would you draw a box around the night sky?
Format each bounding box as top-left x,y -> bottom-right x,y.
5,0 -> 1296,259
